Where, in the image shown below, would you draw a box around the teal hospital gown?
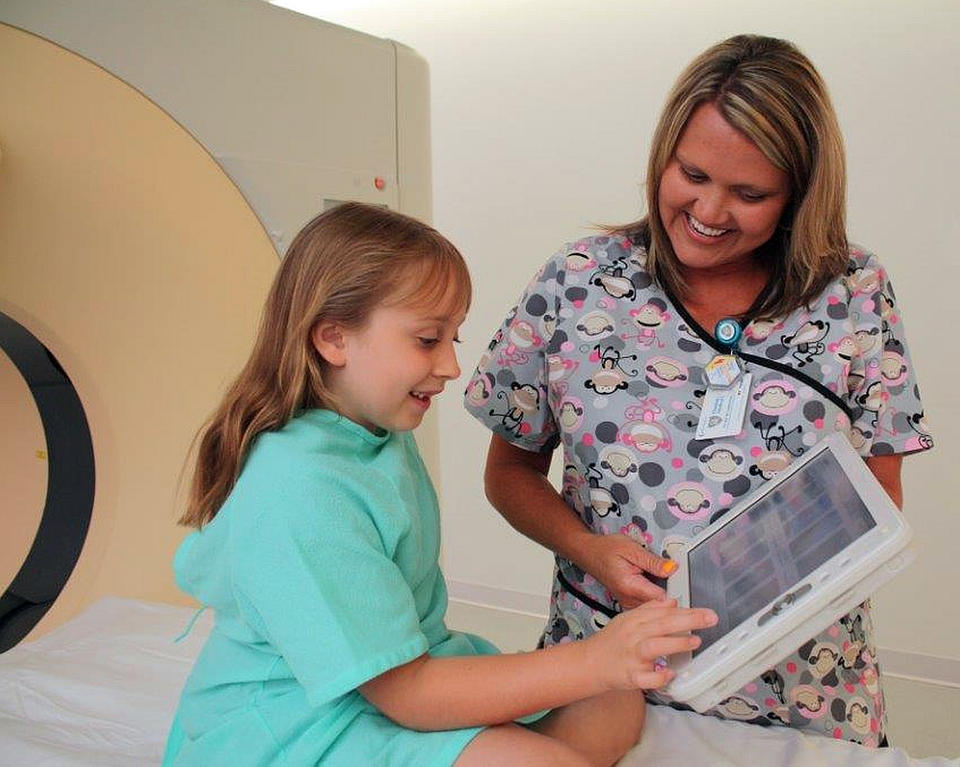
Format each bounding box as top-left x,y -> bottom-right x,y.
464,234 -> 933,747
163,409 -> 497,766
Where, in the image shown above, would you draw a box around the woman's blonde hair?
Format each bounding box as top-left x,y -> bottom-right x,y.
616,34 -> 848,320
180,202 -> 471,528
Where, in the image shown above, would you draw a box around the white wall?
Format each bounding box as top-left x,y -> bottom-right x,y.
275,0 -> 960,678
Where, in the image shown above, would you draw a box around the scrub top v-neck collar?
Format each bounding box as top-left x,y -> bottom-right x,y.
662,283 -> 854,420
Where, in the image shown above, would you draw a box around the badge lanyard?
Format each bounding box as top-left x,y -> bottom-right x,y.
696,318 -> 753,440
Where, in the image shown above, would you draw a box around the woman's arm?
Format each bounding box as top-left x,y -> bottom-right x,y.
359,600 -> 716,731
865,454 -> 903,509
484,434 -> 592,567
484,434 -> 675,608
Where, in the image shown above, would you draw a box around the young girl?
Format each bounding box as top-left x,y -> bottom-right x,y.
162,202 -> 717,767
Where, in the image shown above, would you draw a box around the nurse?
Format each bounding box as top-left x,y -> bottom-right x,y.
465,33 -> 933,746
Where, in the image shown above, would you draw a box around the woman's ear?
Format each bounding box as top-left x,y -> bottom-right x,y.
311,321 -> 348,367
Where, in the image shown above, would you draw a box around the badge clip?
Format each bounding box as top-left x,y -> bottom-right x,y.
697,318 -> 750,439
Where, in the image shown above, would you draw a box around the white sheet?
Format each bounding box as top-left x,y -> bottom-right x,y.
0,598 -> 211,766
624,704 -> 955,767
0,597 -> 954,766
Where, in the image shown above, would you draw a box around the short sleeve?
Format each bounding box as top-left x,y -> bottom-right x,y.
231,475 -> 428,707
844,251 -> 934,457
463,250 -> 567,452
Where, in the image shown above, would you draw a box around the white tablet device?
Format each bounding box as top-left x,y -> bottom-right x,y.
663,431 -> 913,713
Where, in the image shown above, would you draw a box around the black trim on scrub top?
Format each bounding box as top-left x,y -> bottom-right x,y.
556,568 -> 619,619
665,290 -> 855,422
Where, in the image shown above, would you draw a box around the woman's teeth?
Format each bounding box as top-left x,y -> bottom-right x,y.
411,391 -> 429,401
687,213 -> 728,237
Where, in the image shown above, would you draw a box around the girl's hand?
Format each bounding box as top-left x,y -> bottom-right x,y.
581,533 -> 677,608
585,599 -> 718,691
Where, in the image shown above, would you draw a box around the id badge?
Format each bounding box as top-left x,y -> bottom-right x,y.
696,373 -> 752,440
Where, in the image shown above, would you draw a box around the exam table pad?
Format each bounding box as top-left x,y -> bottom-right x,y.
0,598 -> 953,766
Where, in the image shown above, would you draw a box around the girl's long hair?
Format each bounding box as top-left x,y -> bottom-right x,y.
613,34 -> 848,321
180,202 -> 471,528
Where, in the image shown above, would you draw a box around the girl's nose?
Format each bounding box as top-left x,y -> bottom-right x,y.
435,341 -> 461,380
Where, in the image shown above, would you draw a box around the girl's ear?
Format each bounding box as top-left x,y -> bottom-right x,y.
311,321 -> 348,367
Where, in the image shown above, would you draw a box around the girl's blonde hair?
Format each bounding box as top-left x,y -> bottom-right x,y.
615,34 -> 848,320
180,202 -> 471,528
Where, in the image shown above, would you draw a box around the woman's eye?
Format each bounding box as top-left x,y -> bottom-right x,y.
739,191 -> 768,203
418,337 -> 440,347
681,166 -> 707,183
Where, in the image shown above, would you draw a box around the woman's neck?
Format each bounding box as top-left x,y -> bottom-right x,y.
679,260 -> 770,332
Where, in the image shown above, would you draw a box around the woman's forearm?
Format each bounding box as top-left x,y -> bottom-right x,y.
865,454 -> 903,509
483,434 -> 597,569
360,641 -> 603,731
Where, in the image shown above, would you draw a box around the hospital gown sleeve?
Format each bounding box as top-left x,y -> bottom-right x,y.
230,473 -> 428,707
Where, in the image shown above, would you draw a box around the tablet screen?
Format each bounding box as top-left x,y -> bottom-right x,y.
688,450 -> 875,655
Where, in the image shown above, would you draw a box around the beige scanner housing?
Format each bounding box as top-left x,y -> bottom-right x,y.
0,0 -> 433,645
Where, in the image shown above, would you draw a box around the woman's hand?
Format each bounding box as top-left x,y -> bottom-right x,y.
581,533 -> 678,609
484,435 -> 678,608
585,599 -> 718,691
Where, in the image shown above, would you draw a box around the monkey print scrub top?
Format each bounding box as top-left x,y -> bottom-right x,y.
464,234 -> 932,746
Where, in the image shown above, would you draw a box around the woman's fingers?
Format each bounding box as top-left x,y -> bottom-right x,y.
589,535 -> 672,604
633,545 -> 680,579
616,540 -> 680,604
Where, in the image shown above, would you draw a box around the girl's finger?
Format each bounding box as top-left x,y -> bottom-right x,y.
624,599 -> 678,619
629,668 -> 674,690
634,634 -> 702,660
632,606 -> 717,632
618,573 -> 666,603
636,597 -> 677,609
615,603 -> 689,627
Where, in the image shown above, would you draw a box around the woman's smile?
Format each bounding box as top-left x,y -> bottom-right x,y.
684,211 -> 732,239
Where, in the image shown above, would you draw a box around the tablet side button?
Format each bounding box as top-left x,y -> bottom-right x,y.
664,541 -> 687,560
757,584 -> 812,626
886,554 -> 904,572
792,583 -> 813,601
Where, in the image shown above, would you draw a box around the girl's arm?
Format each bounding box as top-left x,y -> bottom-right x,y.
865,454 -> 903,509
359,600 -> 716,731
484,434 -> 676,608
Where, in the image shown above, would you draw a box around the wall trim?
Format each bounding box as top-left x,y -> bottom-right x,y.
447,580 -> 960,689
881,649 -> 960,689
448,580 -> 549,618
